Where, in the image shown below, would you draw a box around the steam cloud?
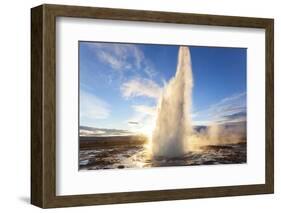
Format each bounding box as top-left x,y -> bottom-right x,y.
190,123 -> 246,150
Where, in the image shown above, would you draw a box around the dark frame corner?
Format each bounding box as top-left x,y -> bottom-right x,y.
31,4 -> 274,208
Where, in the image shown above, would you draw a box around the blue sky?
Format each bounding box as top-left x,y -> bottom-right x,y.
79,42 -> 246,133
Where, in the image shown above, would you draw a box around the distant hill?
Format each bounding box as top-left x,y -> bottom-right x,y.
80,121 -> 246,137
194,121 -> 246,134
80,126 -> 136,137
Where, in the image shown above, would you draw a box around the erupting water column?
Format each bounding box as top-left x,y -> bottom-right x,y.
152,46 -> 193,158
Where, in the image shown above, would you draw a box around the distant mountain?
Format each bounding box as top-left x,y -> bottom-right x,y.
80,126 -> 136,137
81,120 -> 246,137
193,121 -> 246,134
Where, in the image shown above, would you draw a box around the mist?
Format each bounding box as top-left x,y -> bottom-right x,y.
189,122 -> 246,150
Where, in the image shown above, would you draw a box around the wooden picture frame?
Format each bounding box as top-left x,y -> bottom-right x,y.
31,4 -> 274,208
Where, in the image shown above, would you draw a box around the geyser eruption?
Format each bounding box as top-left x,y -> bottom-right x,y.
152,46 -> 193,157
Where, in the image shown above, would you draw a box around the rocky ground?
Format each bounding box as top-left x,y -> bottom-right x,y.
79,141 -> 246,170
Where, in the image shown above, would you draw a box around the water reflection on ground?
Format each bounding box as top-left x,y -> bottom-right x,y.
79,143 -> 246,170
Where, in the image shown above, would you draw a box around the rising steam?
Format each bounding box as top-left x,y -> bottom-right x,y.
151,46 -> 193,157
150,46 -> 246,158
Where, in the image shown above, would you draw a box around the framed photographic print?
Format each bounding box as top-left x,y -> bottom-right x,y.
31,4 -> 274,208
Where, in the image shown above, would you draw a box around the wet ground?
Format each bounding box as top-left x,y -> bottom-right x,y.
79,142 -> 246,170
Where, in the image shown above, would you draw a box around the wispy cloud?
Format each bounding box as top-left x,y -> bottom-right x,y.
193,92 -> 246,125
80,90 -> 110,125
121,77 -> 162,99
221,111 -> 246,123
87,43 -> 156,77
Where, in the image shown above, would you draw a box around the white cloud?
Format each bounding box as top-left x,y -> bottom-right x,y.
87,43 -> 157,77
143,60 -> 157,78
80,90 -> 110,122
193,92 -> 246,125
121,77 -> 162,99
97,50 -> 126,70
208,92 -> 246,117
